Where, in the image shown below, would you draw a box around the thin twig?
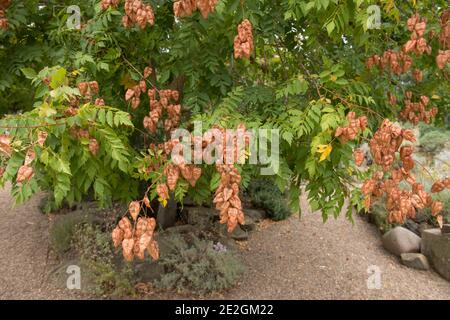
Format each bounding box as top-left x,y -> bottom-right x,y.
122,56 -> 160,93
298,60 -> 323,98
414,158 -> 436,180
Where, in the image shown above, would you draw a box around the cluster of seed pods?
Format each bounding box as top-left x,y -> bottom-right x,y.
399,92 -> 438,125
147,122 -> 250,238
369,14 -> 446,126
438,9 -> 450,49
70,81 -> 104,155
404,14 -> 432,55
359,13 -> 450,225
213,164 -> 244,233
173,0 -> 218,19
143,88 -> 181,134
112,202 -> 159,262
101,0 -> 154,29
125,66 -> 153,110
101,0 -> 120,10
122,0 -> 154,29
366,50 -> 413,76
335,112 -> 368,144
69,126 -> 99,156
234,19 -> 254,60
431,178 -> 450,193
0,130 -> 48,185
357,120 -> 444,225
113,79 -> 204,260
0,0 -> 10,30
436,9 -> 450,70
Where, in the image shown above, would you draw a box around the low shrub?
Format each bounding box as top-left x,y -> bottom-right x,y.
49,213 -> 90,255
245,178 -> 292,221
368,199 -> 393,234
419,189 -> 450,224
72,223 -> 136,297
418,126 -> 450,154
155,234 -> 244,294
413,176 -> 450,225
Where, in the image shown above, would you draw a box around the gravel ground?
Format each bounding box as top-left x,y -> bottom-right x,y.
225,194 -> 450,300
0,186 -> 448,300
0,185 -> 86,300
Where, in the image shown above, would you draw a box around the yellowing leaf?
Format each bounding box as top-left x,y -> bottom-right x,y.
347,166 -> 353,175
120,73 -> 137,89
71,69 -> 82,76
158,197 -> 168,208
38,101 -> 57,118
317,144 -> 332,162
50,68 -> 67,89
383,0 -> 394,12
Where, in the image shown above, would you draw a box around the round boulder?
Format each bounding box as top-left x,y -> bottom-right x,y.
382,226 -> 421,256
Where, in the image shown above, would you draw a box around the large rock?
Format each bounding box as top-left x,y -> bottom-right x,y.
382,226 -> 421,256
400,253 -> 430,271
240,216 -> 256,231
244,209 -> 266,222
421,228 -> 450,280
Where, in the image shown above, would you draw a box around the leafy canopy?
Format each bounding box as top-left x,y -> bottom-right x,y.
0,0 -> 448,221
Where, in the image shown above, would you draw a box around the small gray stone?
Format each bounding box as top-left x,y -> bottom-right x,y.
400,253 -> 430,271
382,226 -> 421,256
230,225 -> 249,241
244,209 -> 266,222
441,224 -> 450,235
241,216 -> 256,231
216,223 -> 248,241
